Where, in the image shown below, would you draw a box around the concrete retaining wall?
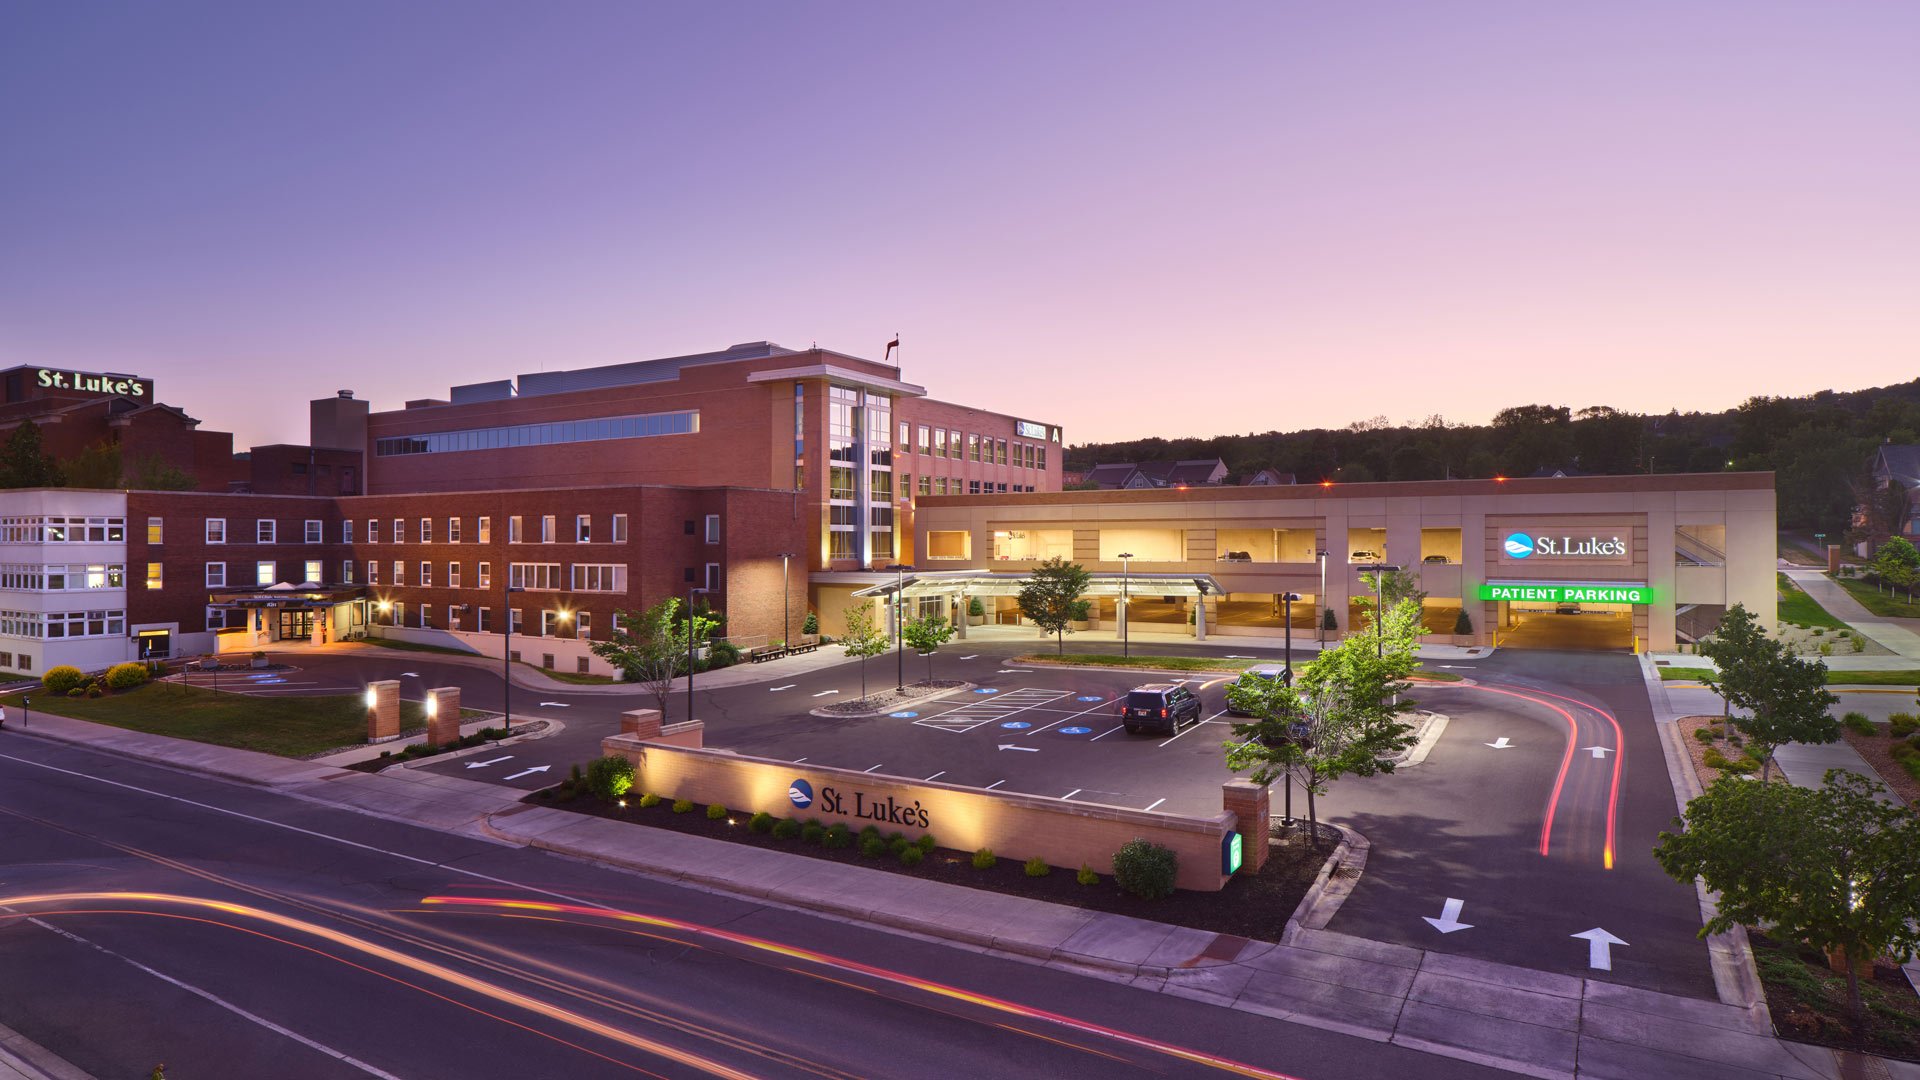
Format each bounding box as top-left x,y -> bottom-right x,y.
602,733 -> 1234,890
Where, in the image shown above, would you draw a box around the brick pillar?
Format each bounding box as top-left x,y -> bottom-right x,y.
426,686 -> 462,747
1222,779 -> 1270,872
366,680 -> 401,743
621,708 -> 663,739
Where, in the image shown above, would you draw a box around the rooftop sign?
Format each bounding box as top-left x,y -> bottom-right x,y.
1478,582 -> 1654,605
34,367 -> 152,400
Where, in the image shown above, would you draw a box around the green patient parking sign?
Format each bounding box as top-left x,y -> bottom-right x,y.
1477,582 -> 1653,605
1222,831 -> 1243,876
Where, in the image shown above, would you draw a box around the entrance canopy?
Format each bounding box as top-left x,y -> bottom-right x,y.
208,584 -> 367,610
849,569 -> 1226,602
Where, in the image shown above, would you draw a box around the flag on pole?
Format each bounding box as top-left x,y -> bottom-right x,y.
884,336 -> 900,363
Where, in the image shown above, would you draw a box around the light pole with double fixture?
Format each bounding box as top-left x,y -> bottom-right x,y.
884,563 -> 913,691
1356,563 -> 1402,657
687,583 -> 708,724
501,585 -> 524,728
1117,552 -> 1134,657
1315,549 -> 1330,643
1280,592 -> 1302,684
778,552 -> 798,650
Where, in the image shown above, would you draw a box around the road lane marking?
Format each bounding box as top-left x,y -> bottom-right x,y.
770,685 -> 796,691
1088,725 -> 1125,741
923,770 -> 946,782
959,655 -> 979,660
1486,737 -> 1514,749
984,779 -> 1005,790
1422,897 -> 1474,934
864,764 -> 885,773
812,690 -> 838,697
1142,798 -> 1166,812
793,757 -> 808,763
1060,789 -> 1081,800
1157,710 -> 1227,747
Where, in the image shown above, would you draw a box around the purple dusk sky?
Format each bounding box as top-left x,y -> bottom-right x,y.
2,3 -> 1916,450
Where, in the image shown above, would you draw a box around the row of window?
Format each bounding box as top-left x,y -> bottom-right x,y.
373,410 -> 700,457
0,609 -> 126,640
0,517 -> 127,544
195,513 -> 668,546
899,425 -> 1048,470
0,650 -> 29,672
356,604 -> 594,637
0,564 -> 126,591
904,475 -> 1039,497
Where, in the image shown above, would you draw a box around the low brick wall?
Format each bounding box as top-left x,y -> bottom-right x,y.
602,733 -> 1235,890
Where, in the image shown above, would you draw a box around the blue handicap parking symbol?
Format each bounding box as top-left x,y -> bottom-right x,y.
1059,726 -> 1093,735
1000,721 -> 1032,729
888,711 -> 918,719
973,687 -> 999,694
1075,695 -> 1102,702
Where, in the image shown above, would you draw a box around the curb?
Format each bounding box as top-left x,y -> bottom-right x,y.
7,722 -> 347,791
1283,822 -> 1368,936
0,1019 -> 95,1080
370,718 -> 564,772
1007,660 -> 1250,680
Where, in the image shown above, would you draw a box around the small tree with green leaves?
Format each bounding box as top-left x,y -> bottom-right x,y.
901,613 -> 955,683
1016,556 -> 1092,655
1655,771 -> 1920,1037
0,420 -> 61,488
1872,536 -> 1920,602
1699,602 -> 1840,777
591,597 -> 718,721
1697,603 -> 1768,740
840,600 -> 889,701
1322,606 -> 1338,632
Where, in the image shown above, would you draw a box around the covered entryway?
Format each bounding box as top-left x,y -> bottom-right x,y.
849,569 -> 1227,640
1481,581 -> 1647,652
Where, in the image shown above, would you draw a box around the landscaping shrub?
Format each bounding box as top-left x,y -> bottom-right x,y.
705,803 -> 728,820
1818,641 -> 1833,657
105,662 -> 149,691
1851,631 -> 1867,652
801,823 -> 826,844
1841,712 -> 1875,737
887,836 -> 912,856
86,684 -> 103,698
1077,863 -> 1100,887
672,798 -> 694,814
858,824 -> 881,841
1903,756 -> 1920,782
913,833 -> 938,853
42,665 -> 85,695
67,687 -> 86,698
858,833 -> 889,858
709,641 -> 742,669
1453,610 -> 1472,635
822,824 -> 852,848
1812,627 -> 1825,636
971,847 -> 997,870
638,793 -> 662,808
1024,856 -> 1051,878
585,755 -> 635,800
1112,839 -> 1178,900
771,818 -> 802,840
1889,713 -> 1918,738
968,596 -> 985,618
1693,727 -> 1718,743
1889,738 -> 1919,762
898,846 -> 924,867
802,610 -> 819,635
748,811 -> 776,833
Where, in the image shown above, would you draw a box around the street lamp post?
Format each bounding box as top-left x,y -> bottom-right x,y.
1280,592 -> 1301,684
778,552 -> 797,650
1315,549 -> 1329,644
884,563 -> 913,691
1358,563 -> 1402,658
687,583 -> 708,724
501,584 -> 523,728
1117,552 -> 1134,658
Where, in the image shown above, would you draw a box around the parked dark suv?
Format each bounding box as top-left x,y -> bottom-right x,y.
1121,683 -> 1203,735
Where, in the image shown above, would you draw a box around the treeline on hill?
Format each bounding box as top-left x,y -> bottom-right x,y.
1066,379 -> 1920,536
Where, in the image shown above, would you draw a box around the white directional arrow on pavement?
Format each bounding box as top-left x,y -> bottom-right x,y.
1486,737 -> 1514,749
401,672 -> 419,678
998,744 -> 1040,753
464,756 -> 513,769
1422,897 -> 1474,934
504,765 -> 550,780
1571,928 -> 1628,971
769,684 -> 796,692
1584,745 -> 1613,759
959,655 -> 979,660
538,701 -> 570,708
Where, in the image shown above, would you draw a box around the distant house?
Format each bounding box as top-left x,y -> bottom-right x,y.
1240,468 -> 1295,486
1080,458 -> 1230,490
1528,466 -> 1591,479
1863,444 -> 1920,542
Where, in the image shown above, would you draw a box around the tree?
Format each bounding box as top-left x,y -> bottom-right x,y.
1654,772 -> 1920,1037
0,421 -> 62,488
125,454 -> 196,491
1870,536 -> 1920,602
64,441 -> 123,489
1016,556 -> 1092,655
901,613 -> 955,683
1356,568 -> 1427,634
1698,602 -> 1839,778
1225,598 -> 1422,846
840,600 -> 888,701
590,598 -> 717,721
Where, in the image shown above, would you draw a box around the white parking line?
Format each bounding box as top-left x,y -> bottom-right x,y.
793,757 -> 808,764
770,684 -> 796,691
1158,710 -> 1229,747
812,690 -> 838,698
1088,725 -> 1125,742
1143,798 -> 1167,812
984,780 -> 1005,790
864,764 -> 885,773
924,770 -> 946,782
1061,789 -> 1081,800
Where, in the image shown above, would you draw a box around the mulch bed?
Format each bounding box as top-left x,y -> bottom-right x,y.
1839,725 -> 1919,806
533,790 -> 1330,942
1751,930 -> 1920,1063
815,680 -> 971,716
1678,715 -> 1790,786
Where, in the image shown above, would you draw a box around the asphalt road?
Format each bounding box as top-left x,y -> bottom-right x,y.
0,736 -> 1508,1080
364,641 -> 1714,998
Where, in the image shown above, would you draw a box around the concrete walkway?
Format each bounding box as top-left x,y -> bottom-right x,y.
1783,570 -> 1920,660
0,1022 -> 89,1080
10,710 -> 1918,1079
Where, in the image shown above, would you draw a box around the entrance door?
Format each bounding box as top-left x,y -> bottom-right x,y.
278,610 -> 313,641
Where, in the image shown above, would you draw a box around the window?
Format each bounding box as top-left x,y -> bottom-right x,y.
257,520 -> 276,544
510,608 -> 523,634
704,514 -> 719,544
342,560 -> 355,585
571,564 -> 626,592
478,607 -> 492,633
477,517 -> 491,544
508,516 -> 522,543
576,611 -> 591,638
935,477 -> 949,495
206,607 -> 225,632
420,518 -> 432,544
392,602 -> 404,626
146,563 -> 162,589
969,480 -> 981,494
996,482 -> 1007,493
448,605 -> 463,630
1037,445 -> 1046,471
304,520 -> 322,544
341,520 -> 354,543
304,560 -> 322,585
392,518 -> 403,543
919,475 -> 932,496
950,430 -> 962,460
367,561 -> 379,585
899,421 -> 910,447
418,604 -> 430,630
393,561 -> 404,586
256,561 -> 275,586
968,433 -> 979,461
934,429 -> 947,458
917,425 -> 930,454
419,562 -> 432,587
372,409 -> 699,456
611,514 -> 628,543
829,531 -> 856,560
540,515 -> 555,543
147,517 -> 163,544
448,517 -> 461,543
449,563 -> 462,589
829,466 -> 855,501
478,562 -> 491,588
368,519 -> 378,543
996,438 -> 1007,465
206,519 -> 226,544
704,563 -> 721,591
509,563 -> 563,590
576,514 -> 591,542
541,610 -> 563,637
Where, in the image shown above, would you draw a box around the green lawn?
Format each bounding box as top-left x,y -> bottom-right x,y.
519,662 -> 617,685
0,682 -> 439,757
1015,653 -> 1463,681
1661,665 -> 1920,686
1776,573 -> 1848,629
1832,575 -> 1920,619
1658,666 -> 1717,682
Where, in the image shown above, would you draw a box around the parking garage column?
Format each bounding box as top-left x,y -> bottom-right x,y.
1194,596 -> 1207,640
954,592 -> 967,639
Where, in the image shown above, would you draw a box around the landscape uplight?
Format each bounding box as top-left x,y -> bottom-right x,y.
364,687 -> 377,708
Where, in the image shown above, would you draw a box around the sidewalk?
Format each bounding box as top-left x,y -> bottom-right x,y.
1782,570 -> 1920,660
0,1021 -> 91,1080
13,704 -> 1918,1079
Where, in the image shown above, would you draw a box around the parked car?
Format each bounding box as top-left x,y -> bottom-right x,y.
1422,554 -> 1451,564
1121,683 -> 1203,735
1350,549 -> 1383,562
1226,664 -> 1291,715
1555,603 -> 1582,615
